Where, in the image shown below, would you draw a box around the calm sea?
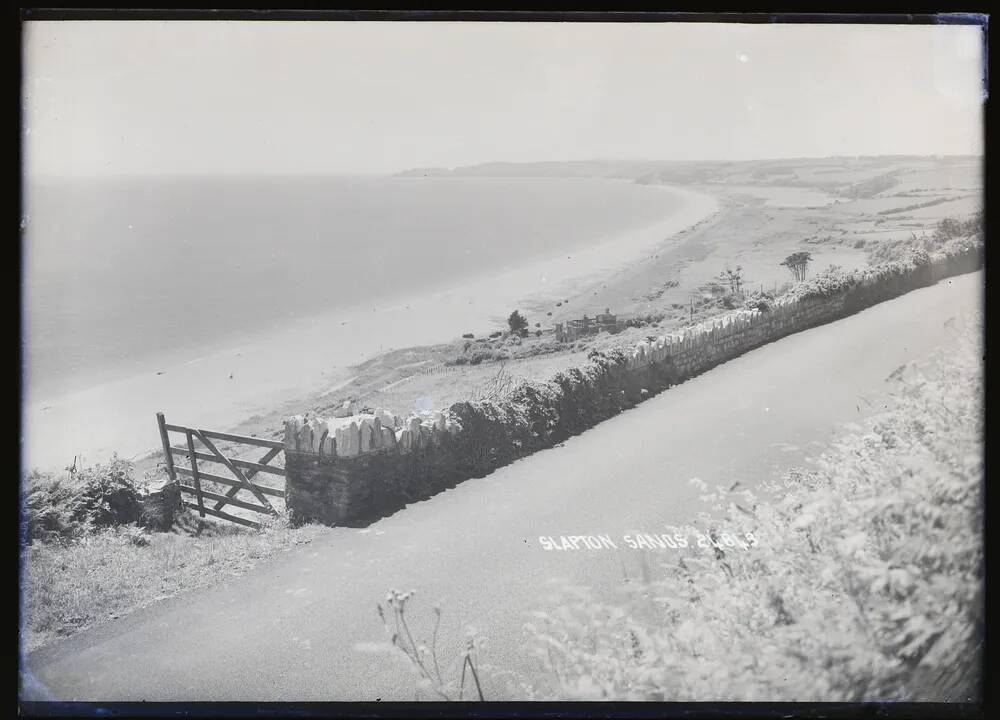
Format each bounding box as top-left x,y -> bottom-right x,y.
23,174 -> 684,400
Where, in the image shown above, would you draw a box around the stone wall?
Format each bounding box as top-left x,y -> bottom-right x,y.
283,411 -> 463,525
283,242 -> 983,526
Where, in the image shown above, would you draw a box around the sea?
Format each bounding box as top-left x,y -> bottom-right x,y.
23,174 -> 689,403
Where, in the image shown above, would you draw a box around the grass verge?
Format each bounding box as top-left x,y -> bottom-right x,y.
21,512 -> 325,653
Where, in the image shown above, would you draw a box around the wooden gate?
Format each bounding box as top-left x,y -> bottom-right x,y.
156,412 -> 285,529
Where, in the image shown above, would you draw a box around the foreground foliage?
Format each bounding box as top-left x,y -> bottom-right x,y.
24,456 -> 144,544
523,316 -> 982,700
21,453 -> 325,652
22,511 -> 323,652
359,589 -> 487,700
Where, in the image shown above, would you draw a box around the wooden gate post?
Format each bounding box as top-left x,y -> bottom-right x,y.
185,430 -> 206,517
156,411 -> 177,483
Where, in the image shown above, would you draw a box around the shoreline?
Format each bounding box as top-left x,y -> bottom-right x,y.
25,175 -> 699,406
24,182 -> 720,473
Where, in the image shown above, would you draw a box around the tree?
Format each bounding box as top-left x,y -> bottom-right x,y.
780,252 -> 812,282
721,265 -> 745,295
507,310 -> 529,337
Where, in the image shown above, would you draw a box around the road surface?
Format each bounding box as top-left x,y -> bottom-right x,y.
22,272 -> 982,701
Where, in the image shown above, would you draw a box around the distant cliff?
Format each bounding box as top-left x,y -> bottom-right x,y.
393,155 -> 980,186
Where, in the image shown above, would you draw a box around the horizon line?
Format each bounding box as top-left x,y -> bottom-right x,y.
23,152 -> 985,182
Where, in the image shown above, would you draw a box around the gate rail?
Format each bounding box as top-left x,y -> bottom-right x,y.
156,412 -> 286,529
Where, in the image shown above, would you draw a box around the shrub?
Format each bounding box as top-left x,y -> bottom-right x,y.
908,246 -> 931,267
789,264 -> 856,300
24,473 -> 92,544
938,232 -> 983,260
72,456 -> 143,528
743,289 -> 774,312
934,216 -> 964,241
446,346 -> 510,367
24,456 -> 143,544
868,212 -> 982,265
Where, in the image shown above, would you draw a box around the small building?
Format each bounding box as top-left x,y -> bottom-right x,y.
595,308 -> 617,327
555,308 -> 621,342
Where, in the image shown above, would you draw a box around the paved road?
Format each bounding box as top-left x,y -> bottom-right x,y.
23,272 -> 982,701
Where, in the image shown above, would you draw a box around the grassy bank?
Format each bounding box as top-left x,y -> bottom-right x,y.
21,467 -> 325,653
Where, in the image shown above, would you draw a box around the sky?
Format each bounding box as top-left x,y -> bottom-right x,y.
22,20 -> 986,177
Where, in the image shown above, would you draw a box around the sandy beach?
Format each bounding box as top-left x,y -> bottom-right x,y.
23,182 -> 718,472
